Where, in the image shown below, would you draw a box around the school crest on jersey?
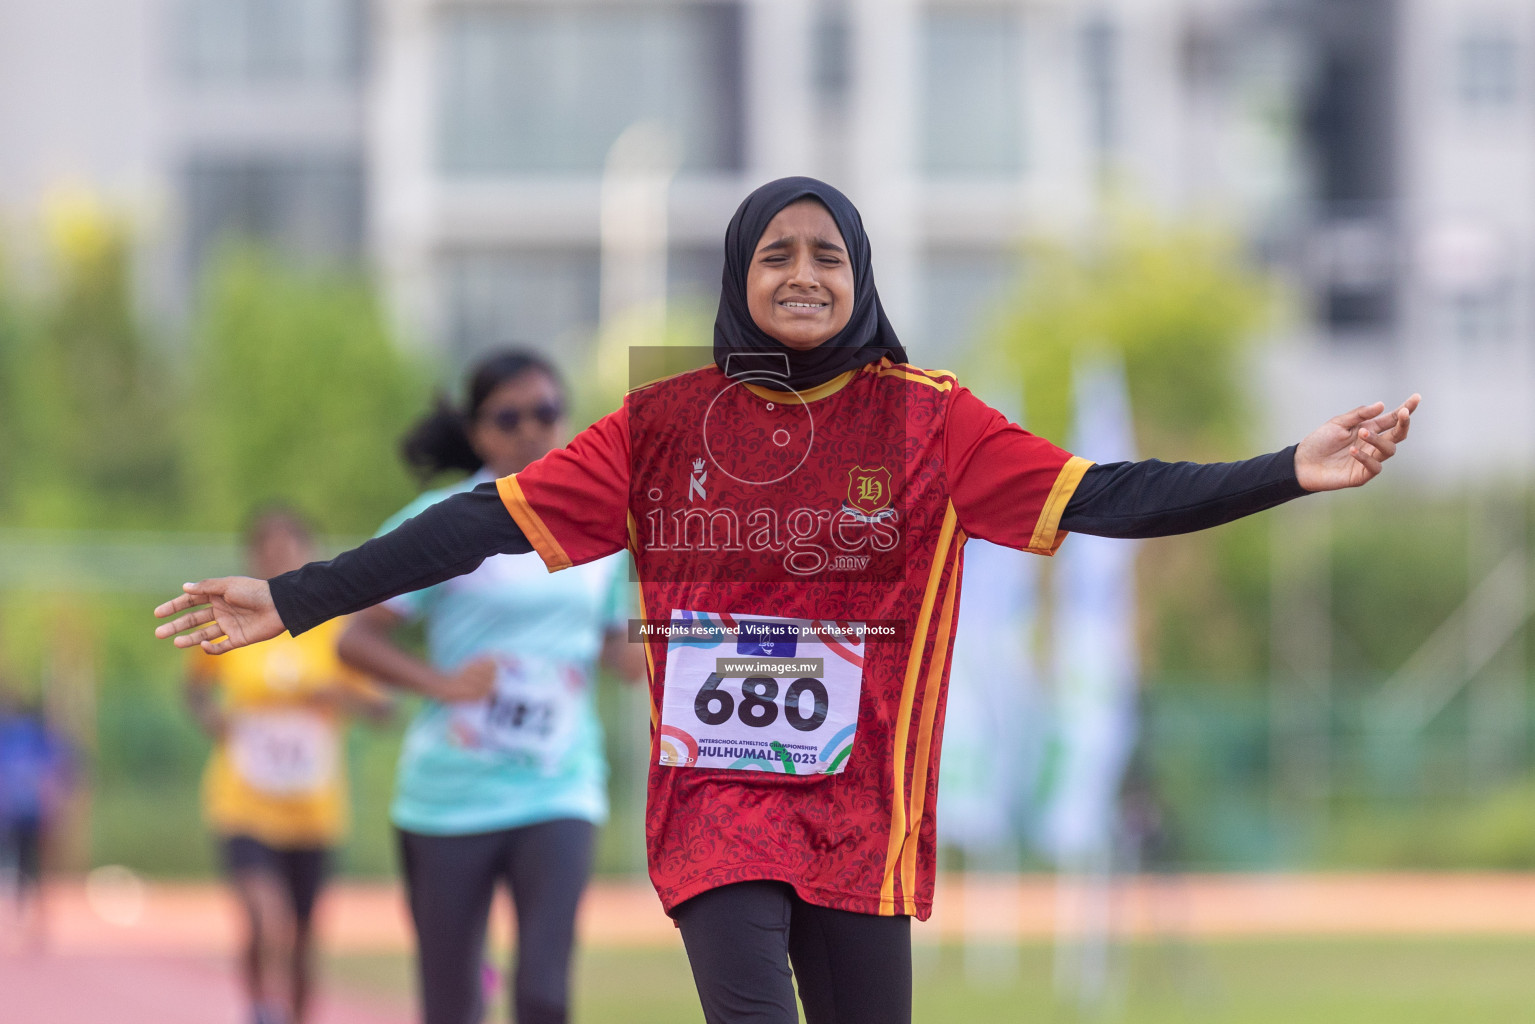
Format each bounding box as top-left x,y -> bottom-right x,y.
845,466 -> 893,516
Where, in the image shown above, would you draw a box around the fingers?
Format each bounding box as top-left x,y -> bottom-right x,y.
1391,396 -> 1417,441
154,606 -> 218,639
153,590 -> 206,619
1371,393 -> 1419,431
1333,401 -> 1387,430
154,578 -> 238,620
181,578 -> 234,598
172,623 -> 229,649
1340,393 -> 1416,487
201,636 -> 241,656
1350,444 -> 1383,480
1357,426 -> 1397,461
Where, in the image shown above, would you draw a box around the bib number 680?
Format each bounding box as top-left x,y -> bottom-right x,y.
693,673 -> 829,732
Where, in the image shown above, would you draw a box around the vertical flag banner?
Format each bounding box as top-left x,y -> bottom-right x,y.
940,537 -> 1042,853
940,388 -> 1043,983
940,390 -> 1045,857
1040,353 -> 1141,863
1042,353 -> 1141,1005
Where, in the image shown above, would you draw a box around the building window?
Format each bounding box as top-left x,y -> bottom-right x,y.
1312,218 -> 1396,336
1304,0 -> 1396,215
812,1 -> 853,108
1082,15 -> 1119,163
184,155 -> 365,275
180,0 -> 365,85
1457,32 -> 1519,110
443,250 -> 603,360
920,8 -> 1025,177
437,4 -> 744,176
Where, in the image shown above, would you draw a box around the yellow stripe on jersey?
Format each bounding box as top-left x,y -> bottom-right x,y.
498,473 -> 574,571
1028,455 -> 1094,554
867,358 -> 957,381
904,364 -> 958,382
874,362 -> 957,392
880,500 -> 960,913
627,512 -> 660,733
901,526 -> 966,912
742,369 -> 858,404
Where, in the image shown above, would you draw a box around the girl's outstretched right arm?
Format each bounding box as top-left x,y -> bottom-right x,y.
154,483 -> 528,654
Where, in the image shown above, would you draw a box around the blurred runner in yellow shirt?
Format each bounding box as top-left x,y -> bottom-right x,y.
185,507 -> 388,1024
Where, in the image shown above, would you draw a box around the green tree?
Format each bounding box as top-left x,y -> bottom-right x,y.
991,210 -> 1272,457
1,196 -> 178,529
184,247 -> 428,536
982,211 -> 1278,677
0,243 -> 26,520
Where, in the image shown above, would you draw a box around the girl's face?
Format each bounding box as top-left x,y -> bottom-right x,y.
468,371 -> 567,478
746,199 -> 855,351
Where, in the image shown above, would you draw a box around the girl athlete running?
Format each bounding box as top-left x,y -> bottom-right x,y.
335,351 -> 642,1024
157,178 -> 1419,1024
184,508 -> 388,1024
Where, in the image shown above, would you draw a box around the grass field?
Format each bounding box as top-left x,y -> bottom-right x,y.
328,936 -> 1535,1022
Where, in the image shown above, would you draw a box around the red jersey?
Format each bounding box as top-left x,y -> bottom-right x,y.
498,358 -> 1089,919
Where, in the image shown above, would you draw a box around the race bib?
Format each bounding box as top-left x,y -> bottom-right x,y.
658,611 -> 864,774
450,657 -> 579,772
229,711 -> 337,796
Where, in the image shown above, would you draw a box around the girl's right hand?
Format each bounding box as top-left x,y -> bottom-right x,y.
432,657 -> 497,703
155,577 -> 285,654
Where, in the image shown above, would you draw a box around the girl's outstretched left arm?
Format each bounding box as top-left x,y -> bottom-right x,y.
1059,395 -> 1419,539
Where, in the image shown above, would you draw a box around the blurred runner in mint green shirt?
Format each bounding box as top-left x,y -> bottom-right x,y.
339,351 -> 643,1024
377,473 -> 633,835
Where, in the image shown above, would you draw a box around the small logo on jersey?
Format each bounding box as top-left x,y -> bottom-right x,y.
688,457 -> 708,503
737,620 -> 798,658
845,466 -> 893,517
658,725 -> 699,766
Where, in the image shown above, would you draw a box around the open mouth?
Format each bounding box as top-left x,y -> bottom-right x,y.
779,300 -> 828,310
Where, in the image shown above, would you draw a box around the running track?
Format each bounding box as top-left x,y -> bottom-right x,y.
11,874 -> 1535,1023
0,952 -> 407,1024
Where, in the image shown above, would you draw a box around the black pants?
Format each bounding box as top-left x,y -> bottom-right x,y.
1,819 -> 43,889
398,819 -> 595,1024
674,880 -> 912,1024
220,834 -> 331,927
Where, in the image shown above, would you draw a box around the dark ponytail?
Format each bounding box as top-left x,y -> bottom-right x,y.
400,348 -> 563,482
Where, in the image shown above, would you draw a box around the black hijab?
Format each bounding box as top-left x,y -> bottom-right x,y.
713,177 -> 908,391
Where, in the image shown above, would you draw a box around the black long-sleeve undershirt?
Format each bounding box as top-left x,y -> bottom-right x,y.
270,483 -> 529,637
269,447 -> 1309,636
1057,445 -> 1307,539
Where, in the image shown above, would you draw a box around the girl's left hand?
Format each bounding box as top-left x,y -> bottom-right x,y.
154,577 -> 284,653
1295,394 -> 1420,492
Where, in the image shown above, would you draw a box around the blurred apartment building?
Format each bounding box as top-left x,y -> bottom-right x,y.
1276,0 -> 1535,479
0,0 -> 1528,477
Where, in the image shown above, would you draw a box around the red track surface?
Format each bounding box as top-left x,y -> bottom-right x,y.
0,952 -> 407,1024
10,873 -> 1535,1022
26,873 -> 1535,956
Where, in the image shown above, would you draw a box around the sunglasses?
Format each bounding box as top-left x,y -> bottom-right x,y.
482,402 -> 563,434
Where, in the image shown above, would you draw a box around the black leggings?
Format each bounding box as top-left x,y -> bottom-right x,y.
398,819 -> 596,1024
220,834 -> 330,927
674,881 -> 912,1024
